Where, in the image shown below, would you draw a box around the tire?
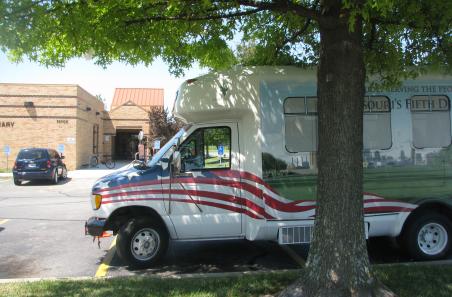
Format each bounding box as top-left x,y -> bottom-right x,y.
61,166 -> 68,180
105,159 -> 115,169
52,168 -> 59,184
13,179 -> 22,186
116,218 -> 168,269
402,213 -> 451,260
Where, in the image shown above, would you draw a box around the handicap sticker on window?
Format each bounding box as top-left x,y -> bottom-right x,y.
217,145 -> 224,156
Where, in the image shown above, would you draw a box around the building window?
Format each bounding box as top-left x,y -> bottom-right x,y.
410,95 -> 451,148
93,124 -> 99,154
179,127 -> 231,171
363,96 -> 392,150
284,97 -> 318,153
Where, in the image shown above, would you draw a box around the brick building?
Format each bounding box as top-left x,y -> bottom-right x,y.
104,88 -> 164,160
0,84 -> 163,170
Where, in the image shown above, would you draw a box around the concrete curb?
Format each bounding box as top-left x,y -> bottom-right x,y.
1,260 -> 452,284
0,269 -> 301,284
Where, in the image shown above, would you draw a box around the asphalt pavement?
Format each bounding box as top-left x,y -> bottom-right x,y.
0,170 -> 299,280
0,169 -> 450,281
0,176 -> 114,279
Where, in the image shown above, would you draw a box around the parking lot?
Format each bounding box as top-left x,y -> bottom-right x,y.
0,172 -> 302,280
0,171 -> 449,280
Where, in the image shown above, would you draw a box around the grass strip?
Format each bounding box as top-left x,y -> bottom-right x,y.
1,265 -> 451,297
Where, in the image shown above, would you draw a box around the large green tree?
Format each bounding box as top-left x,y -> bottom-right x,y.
1,1 -> 450,296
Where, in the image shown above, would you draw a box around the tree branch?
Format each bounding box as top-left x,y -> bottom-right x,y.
366,21 -> 376,50
273,0 -> 319,57
124,7 -> 265,25
237,0 -> 321,22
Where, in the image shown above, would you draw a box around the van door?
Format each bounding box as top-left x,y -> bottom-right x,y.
167,123 -> 242,239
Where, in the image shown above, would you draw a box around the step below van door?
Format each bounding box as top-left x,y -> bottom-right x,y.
167,123 -> 242,239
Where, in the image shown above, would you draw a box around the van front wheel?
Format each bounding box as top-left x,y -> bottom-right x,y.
403,213 -> 451,260
116,218 -> 168,269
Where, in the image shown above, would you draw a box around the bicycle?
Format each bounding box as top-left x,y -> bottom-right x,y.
89,154 -> 116,169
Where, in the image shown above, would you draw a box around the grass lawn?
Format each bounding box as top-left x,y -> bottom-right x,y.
1,265 -> 451,297
0,168 -> 11,173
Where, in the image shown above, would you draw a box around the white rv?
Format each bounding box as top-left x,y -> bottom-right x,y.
86,67 -> 452,268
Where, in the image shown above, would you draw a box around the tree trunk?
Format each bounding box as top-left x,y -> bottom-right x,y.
279,2 -> 395,297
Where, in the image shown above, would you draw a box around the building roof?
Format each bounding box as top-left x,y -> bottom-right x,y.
111,88 -> 164,110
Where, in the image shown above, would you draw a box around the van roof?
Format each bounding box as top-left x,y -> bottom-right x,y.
173,66 -> 316,123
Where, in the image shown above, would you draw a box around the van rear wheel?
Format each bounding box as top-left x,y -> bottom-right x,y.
403,213 -> 451,260
116,218 -> 168,269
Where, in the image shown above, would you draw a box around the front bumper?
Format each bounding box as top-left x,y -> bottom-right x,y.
85,217 -> 107,236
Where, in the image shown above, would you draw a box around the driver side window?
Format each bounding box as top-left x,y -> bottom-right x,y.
179,126 -> 231,172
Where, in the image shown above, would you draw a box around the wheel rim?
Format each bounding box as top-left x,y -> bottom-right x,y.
54,169 -> 58,183
62,168 -> 67,178
130,228 -> 160,261
417,223 -> 448,255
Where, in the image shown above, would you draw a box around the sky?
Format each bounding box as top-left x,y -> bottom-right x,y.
0,52 -> 206,110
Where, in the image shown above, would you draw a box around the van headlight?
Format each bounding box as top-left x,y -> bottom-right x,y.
92,194 -> 102,210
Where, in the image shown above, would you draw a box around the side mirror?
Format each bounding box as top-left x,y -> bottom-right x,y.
171,151 -> 181,174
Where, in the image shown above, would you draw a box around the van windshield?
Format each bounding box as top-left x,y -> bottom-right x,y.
147,129 -> 185,167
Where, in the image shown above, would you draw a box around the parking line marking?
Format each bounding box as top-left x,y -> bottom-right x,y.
95,237 -> 117,278
280,245 -> 306,267
0,219 -> 9,225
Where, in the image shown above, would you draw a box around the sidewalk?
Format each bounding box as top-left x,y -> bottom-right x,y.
68,161 -> 132,179
0,161 -> 133,179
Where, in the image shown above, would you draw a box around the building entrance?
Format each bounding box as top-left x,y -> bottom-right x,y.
114,129 -> 140,160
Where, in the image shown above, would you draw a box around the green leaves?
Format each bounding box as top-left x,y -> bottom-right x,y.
0,0 -> 450,79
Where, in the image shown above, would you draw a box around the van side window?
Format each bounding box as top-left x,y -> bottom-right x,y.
410,95 -> 451,148
179,127 -> 231,171
364,96 -> 392,149
284,97 -> 318,152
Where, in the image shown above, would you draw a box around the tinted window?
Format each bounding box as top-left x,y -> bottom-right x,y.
411,95 -> 451,148
179,127 -> 231,171
17,149 -> 48,160
284,97 -> 318,152
363,96 -> 392,149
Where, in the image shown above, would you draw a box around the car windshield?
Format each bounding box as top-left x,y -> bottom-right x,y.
17,149 -> 47,160
147,129 -> 185,167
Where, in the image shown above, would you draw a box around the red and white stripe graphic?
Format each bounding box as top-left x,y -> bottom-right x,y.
94,170 -> 417,220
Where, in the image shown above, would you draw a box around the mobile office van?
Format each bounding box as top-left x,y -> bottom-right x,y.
86,67 -> 452,268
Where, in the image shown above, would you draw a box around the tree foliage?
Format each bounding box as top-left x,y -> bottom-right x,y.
1,1 -> 450,80
148,106 -> 183,146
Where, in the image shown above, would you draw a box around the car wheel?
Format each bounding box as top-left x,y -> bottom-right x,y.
61,166 -> 68,180
52,168 -> 59,184
116,218 -> 168,269
402,213 -> 451,260
14,179 -> 22,186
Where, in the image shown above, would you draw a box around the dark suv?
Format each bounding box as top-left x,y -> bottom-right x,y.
13,148 -> 68,186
